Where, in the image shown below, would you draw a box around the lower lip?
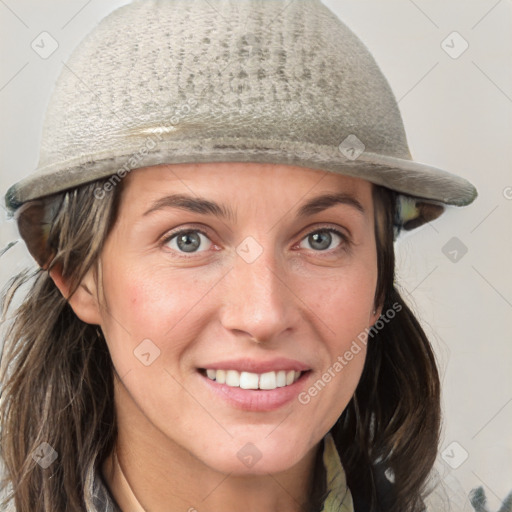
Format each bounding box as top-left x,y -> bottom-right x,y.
198,371 -> 311,412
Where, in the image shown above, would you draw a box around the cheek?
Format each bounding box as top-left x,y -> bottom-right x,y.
296,339 -> 367,445
294,258 -> 376,425
97,260 -> 214,368
301,258 -> 377,338
298,330 -> 368,440
328,269 -> 375,381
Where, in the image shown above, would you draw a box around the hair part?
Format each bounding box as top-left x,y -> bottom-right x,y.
0,178 -> 440,512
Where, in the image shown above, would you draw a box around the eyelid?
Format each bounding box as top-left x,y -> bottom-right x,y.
296,224 -> 352,252
300,222 -> 351,237
160,222 -> 213,238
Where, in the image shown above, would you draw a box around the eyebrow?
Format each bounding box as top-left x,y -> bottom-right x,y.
143,192 -> 365,220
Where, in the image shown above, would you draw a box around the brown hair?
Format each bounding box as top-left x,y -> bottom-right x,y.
332,185 -> 441,511
0,177 -> 440,512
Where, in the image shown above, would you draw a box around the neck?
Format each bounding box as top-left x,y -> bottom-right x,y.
101,375 -> 320,512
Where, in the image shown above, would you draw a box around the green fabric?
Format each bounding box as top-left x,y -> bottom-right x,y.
321,432 -> 354,511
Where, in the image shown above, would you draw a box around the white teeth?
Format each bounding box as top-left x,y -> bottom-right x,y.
239,371 -> 259,389
225,370 -> 240,387
276,370 -> 286,388
204,369 -> 303,390
259,371 -> 276,390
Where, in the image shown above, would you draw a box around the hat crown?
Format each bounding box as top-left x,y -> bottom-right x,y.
6,0 -> 477,216
38,0 -> 411,168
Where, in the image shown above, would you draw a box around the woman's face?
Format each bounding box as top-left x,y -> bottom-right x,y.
79,162 -> 381,475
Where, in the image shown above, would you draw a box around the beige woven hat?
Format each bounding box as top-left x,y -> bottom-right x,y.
4,0 -> 477,235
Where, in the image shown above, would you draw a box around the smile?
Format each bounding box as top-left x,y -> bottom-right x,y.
201,369 -> 303,390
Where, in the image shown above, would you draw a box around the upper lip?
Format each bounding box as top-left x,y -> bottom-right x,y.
198,357 -> 311,374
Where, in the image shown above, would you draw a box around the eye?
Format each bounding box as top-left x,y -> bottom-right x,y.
162,228 -> 213,254
298,228 -> 349,252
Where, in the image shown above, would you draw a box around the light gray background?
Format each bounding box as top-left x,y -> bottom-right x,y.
1,0 -> 511,508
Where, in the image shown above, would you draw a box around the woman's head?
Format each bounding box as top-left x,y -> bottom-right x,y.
1,160 -> 440,511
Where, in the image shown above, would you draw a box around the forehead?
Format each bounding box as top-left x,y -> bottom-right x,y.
119,162 -> 374,209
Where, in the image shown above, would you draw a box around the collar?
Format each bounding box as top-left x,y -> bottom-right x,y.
321,432 -> 355,512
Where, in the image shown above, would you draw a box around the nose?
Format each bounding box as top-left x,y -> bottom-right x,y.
218,243 -> 300,344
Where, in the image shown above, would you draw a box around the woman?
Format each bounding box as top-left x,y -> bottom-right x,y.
0,0 -> 505,511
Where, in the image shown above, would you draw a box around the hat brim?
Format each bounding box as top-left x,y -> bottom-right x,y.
5,137 -> 477,213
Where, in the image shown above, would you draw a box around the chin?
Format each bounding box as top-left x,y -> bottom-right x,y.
204,453 -> 305,477
197,432 -> 314,476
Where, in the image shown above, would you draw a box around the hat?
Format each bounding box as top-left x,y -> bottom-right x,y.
4,0 -> 477,235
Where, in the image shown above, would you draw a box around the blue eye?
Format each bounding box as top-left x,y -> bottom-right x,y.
163,229 -> 212,254
299,228 -> 348,252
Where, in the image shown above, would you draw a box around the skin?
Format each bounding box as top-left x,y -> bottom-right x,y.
50,162 -> 382,512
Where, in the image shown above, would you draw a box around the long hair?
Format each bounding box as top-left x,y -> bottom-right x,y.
330,186 -> 441,512
0,177 -> 440,512
0,179 -> 122,512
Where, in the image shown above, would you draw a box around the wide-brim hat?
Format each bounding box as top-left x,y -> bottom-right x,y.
4,0 -> 477,235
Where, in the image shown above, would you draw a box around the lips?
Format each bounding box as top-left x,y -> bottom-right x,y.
196,357 -> 312,411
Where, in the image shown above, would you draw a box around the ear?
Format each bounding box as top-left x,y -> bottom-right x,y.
49,261 -> 103,326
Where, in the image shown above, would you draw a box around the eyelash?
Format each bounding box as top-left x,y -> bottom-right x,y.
160,225 -> 351,257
